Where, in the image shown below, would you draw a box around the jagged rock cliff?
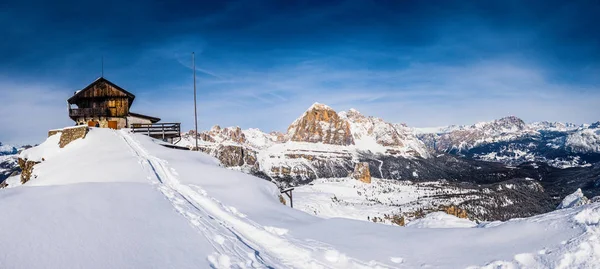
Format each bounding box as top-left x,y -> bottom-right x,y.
287,103 -> 354,146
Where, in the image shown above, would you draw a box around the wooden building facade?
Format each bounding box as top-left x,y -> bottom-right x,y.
68,77 -> 160,129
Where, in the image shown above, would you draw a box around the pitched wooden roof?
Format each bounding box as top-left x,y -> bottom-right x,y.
67,77 -> 136,105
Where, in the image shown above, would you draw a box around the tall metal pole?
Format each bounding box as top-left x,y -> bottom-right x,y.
193,52 -> 198,151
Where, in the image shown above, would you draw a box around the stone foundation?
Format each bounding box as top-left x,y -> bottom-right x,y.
48,126 -> 89,148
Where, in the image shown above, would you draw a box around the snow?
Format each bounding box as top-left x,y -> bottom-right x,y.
412,125 -> 462,134
0,183 -> 211,268
243,128 -> 275,149
566,127 -> 600,153
2,127 -> 600,268
293,177 -> 484,225
405,212 -> 477,228
557,188 -> 590,209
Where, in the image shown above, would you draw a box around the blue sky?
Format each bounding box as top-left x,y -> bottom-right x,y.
1,0 -> 599,144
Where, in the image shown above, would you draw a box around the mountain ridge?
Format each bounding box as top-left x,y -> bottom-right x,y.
177,103 -> 600,221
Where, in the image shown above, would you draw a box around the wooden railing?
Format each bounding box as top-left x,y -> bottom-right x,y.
131,123 -> 181,141
69,107 -> 109,117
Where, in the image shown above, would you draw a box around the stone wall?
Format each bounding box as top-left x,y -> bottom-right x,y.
58,126 -> 89,148
48,129 -> 62,137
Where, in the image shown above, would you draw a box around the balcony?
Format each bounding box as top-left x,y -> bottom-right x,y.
69,107 -> 109,118
131,123 -> 182,143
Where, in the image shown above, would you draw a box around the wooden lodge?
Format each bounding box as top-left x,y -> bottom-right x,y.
68,77 -> 181,142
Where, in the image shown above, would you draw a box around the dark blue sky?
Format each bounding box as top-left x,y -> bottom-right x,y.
1,0 -> 599,144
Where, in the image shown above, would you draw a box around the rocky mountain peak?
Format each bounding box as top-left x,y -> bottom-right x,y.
287,103 -> 354,146
195,125 -> 247,144
493,116 -> 526,129
307,102 -> 332,111
210,125 -> 222,132
342,108 -> 367,122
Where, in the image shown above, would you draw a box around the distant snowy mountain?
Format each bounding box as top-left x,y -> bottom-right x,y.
0,142 -> 21,183
0,155 -> 19,183
0,142 -> 18,156
416,117 -> 600,168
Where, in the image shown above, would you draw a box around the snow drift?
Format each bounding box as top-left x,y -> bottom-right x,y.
1,128 -> 599,268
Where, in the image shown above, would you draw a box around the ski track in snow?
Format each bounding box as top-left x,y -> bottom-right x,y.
119,130 -> 391,269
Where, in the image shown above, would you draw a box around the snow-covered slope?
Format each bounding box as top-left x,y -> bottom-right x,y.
3,127 -> 600,268
405,212 -> 477,228
416,117 -> 600,168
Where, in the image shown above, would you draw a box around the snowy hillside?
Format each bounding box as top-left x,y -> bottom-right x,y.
2,127 -> 600,268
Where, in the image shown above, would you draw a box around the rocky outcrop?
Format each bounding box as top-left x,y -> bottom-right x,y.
218,126 -> 246,144
18,158 -> 39,184
440,205 -> 468,219
198,144 -> 258,169
350,162 -> 371,183
287,103 -> 354,145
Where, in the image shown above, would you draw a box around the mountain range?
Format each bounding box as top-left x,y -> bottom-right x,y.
0,142 -> 21,183
178,102 -> 600,221
416,116 -> 600,168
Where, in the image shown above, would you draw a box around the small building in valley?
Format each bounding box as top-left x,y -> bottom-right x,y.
68,77 -> 160,129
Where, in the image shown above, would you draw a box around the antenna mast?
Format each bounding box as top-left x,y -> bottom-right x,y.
101,56 -> 104,77
193,52 -> 198,151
